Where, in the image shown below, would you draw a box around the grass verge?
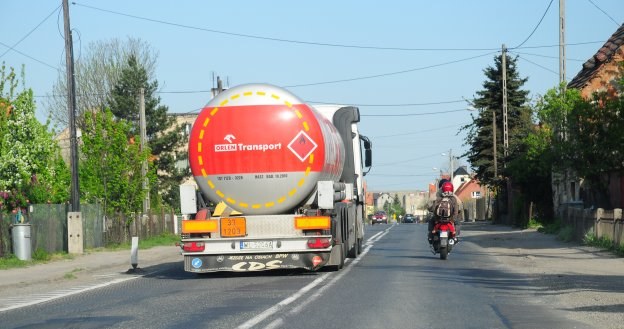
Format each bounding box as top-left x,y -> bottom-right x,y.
0,233 -> 179,270
584,233 -> 624,257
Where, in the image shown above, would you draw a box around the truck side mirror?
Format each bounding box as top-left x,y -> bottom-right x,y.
363,139 -> 371,150
365,149 -> 372,167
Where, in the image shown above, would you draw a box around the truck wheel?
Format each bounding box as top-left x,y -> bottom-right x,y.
347,215 -> 359,258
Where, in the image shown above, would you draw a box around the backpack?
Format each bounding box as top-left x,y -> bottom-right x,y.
435,196 -> 454,218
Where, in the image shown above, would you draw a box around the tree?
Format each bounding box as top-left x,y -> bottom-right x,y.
45,37 -> 158,129
462,53 -> 531,188
107,56 -> 186,210
0,64 -> 70,211
80,109 -> 151,216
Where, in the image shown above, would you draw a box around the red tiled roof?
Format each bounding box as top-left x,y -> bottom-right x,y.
568,23 -> 624,89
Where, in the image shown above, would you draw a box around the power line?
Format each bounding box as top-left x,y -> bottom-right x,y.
38,89 -> 464,107
586,0 -> 620,26
375,152 -> 441,167
72,2 -> 503,52
0,4 -> 61,59
514,54 -> 559,76
72,2 -> 604,53
362,109 -> 468,117
308,99 -> 466,107
35,90 -> 467,110
283,51 -> 498,88
367,173 -> 439,177
516,40 -> 604,49
510,50 -> 583,62
0,41 -> 60,71
374,123 -> 466,139
511,0 -> 554,49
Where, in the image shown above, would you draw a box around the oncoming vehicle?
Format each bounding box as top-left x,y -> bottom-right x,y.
403,214 -> 416,223
372,211 -> 388,225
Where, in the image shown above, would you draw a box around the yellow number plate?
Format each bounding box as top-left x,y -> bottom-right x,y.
220,217 -> 246,237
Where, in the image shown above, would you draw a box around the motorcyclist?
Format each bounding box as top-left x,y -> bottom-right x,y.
427,180 -> 463,244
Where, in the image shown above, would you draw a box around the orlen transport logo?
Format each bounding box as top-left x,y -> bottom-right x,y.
214,134 -> 282,152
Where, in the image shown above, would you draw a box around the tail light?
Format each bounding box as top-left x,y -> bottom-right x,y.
307,237 -> 331,249
182,241 -> 205,252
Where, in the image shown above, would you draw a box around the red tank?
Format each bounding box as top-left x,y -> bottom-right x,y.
188,84 -> 345,215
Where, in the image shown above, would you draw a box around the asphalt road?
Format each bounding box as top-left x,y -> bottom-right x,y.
0,222 -> 589,329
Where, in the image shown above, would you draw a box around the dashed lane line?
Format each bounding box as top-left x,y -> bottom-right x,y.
237,225 -> 393,329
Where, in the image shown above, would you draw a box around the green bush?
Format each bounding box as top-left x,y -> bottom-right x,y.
583,233 -> 624,256
527,218 -> 543,229
585,234 -> 615,249
0,255 -> 27,269
616,244 -> 624,257
32,248 -> 51,261
538,220 -> 561,234
557,226 -> 575,242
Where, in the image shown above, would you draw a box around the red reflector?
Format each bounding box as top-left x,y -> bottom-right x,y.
312,256 -> 323,267
182,242 -> 205,252
307,238 -> 330,249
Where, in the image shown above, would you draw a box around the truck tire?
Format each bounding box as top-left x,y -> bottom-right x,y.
347,207 -> 359,258
357,237 -> 363,254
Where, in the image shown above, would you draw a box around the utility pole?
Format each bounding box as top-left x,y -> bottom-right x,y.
449,149 -> 454,184
492,111 -> 498,178
211,75 -> 224,98
62,0 -> 80,211
559,0 -> 566,87
501,44 -> 509,160
139,88 -> 149,213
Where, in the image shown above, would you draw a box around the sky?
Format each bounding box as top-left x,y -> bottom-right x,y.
1,0 -> 623,193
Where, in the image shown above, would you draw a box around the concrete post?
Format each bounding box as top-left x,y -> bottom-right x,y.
67,212 -> 83,254
613,209 -> 621,248
596,208 -> 604,239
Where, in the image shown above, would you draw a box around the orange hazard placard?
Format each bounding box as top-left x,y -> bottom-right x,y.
220,217 -> 246,237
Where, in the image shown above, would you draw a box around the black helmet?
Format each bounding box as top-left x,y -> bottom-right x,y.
438,178 -> 450,189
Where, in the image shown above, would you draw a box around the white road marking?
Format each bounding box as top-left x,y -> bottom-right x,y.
0,276 -> 140,312
238,225 -> 393,329
0,267 -> 170,313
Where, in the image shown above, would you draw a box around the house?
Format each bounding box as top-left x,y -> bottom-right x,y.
451,166 -> 471,190
565,23 -> 624,209
365,191 -> 375,219
454,177 -> 489,221
455,178 -> 485,201
568,23 -> 624,98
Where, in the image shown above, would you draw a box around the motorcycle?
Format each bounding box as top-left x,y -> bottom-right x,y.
430,219 -> 457,260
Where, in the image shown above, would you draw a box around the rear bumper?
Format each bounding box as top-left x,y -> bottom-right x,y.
184,251 -> 332,272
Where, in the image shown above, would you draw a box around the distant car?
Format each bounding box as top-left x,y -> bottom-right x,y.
403,214 -> 416,223
372,211 -> 388,224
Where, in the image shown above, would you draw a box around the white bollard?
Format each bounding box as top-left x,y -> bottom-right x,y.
131,236 -> 139,269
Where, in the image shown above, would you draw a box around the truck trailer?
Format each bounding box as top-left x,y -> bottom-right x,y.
179,83 -> 372,272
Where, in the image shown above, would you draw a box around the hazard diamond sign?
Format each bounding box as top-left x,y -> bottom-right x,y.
288,130 -> 318,162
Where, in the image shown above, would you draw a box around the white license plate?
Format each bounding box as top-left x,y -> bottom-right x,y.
439,231 -> 449,238
240,241 -> 273,250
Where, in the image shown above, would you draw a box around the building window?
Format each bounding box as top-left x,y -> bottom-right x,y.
471,191 -> 481,198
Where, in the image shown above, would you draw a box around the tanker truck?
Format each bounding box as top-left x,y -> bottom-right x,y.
179,83 -> 372,272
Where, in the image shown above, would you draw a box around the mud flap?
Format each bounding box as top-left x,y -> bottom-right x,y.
327,244 -> 343,266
